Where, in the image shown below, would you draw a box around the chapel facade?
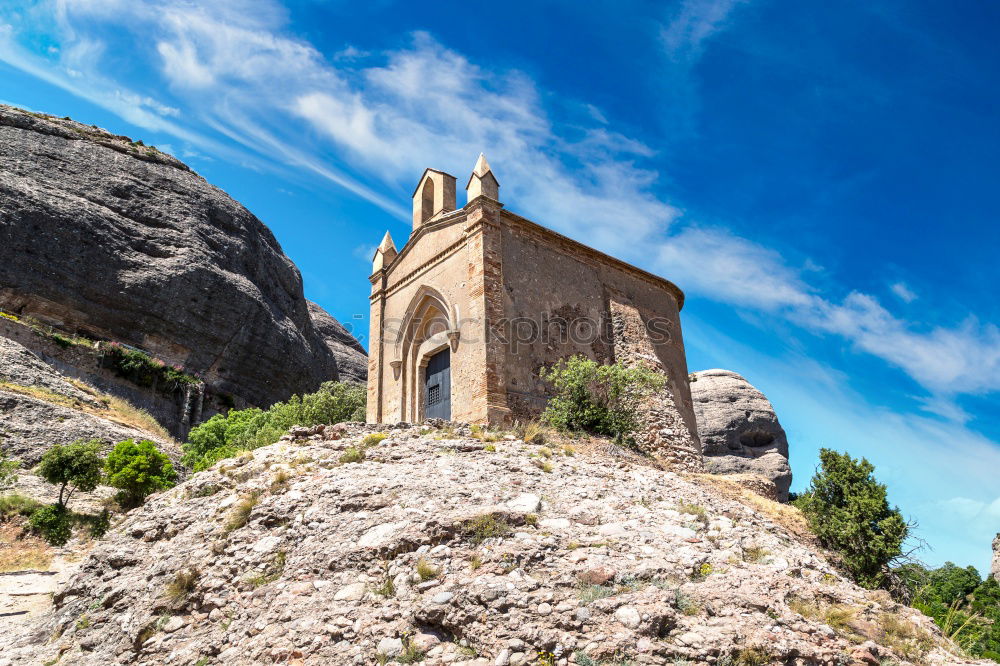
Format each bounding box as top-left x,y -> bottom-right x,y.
367,155 -> 700,457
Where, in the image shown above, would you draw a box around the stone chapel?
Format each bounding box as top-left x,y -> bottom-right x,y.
367,154 -> 700,462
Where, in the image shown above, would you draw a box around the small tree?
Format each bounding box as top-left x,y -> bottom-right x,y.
0,450 -> 18,490
37,439 -> 104,509
795,448 -> 909,589
539,355 -> 665,444
105,439 -> 177,508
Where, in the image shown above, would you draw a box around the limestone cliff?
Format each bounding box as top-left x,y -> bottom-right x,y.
0,105 -> 366,411
992,534 -> 1000,581
307,300 -> 368,384
0,336 -> 179,465
690,369 -> 793,501
4,423 -> 981,665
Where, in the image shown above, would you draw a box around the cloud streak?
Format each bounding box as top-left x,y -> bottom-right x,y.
656,224 -> 1000,398
1,0 -> 999,406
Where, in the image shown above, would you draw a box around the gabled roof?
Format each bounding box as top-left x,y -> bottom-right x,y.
410,168 -> 457,197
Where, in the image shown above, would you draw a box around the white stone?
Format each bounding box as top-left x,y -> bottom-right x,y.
358,521 -> 409,548
334,582 -> 366,601
252,536 -> 281,553
506,493 -> 541,513
538,518 -> 570,530
599,523 -> 626,536
614,607 -> 641,628
162,616 -> 185,633
377,637 -> 403,657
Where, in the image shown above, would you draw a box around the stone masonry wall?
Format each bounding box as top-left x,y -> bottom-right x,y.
609,298 -> 703,470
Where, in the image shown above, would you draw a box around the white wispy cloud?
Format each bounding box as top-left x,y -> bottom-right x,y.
891,281 -> 918,303
2,0 -> 999,405
656,224 -> 1000,398
662,0 -> 748,63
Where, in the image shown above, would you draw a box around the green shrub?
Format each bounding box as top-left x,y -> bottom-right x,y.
37,439 -> 104,509
82,509 -> 112,539
0,451 -> 18,490
794,449 -> 908,589
895,561 -> 1000,657
101,343 -> 198,391
183,381 -> 366,471
105,439 -> 177,508
539,356 -> 665,445
361,432 -> 388,447
339,447 -> 364,463
462,513 -> 513,544
0,493 -> 44,520
29,504 -> 72,546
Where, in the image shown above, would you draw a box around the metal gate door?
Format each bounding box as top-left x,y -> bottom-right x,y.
424,349 -> 451,420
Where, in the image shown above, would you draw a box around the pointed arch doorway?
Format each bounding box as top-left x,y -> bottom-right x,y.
424,348 -> 451,420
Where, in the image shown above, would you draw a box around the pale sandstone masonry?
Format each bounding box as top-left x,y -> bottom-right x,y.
368,154 -> 700,465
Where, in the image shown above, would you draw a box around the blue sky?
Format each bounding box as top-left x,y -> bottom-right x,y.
1,0 -> 998,573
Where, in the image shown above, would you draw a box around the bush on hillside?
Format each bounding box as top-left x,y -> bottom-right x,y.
794,448 -> 909,589
37,439 -> 104,509
28,504 -> 72,546
105,439 -> 177,508
896,561 -> 1000,659
101,342 -> 199,391
0,450 -> 18,490
183,381 -> 366,471
539,355 -> 665,445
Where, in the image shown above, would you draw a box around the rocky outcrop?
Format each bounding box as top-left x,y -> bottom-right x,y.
5,424 -> 978,665
0,336 -> 178,465
307,301 -> 367,384
0,105 -> 364,409
689,369 -> 792,501
992,534 -> 1000,581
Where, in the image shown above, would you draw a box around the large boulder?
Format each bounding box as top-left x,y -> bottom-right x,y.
0,105 -> 365,409
690,369 -> 792,501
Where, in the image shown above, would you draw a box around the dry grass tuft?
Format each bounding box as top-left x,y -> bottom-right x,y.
164,567 -> 199,602
416,557 -> 439,581
224,492 -> 261,534
688,473 -> 812,539
514,420 -> 550,445
878,612 -> 935,659
0,523 -> 53,572
2,379 -> 177,446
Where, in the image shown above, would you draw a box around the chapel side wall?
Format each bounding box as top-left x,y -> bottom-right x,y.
496,216 -> 699,440
374,217 -> 489,424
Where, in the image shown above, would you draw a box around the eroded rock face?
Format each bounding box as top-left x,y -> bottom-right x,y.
0,105 -> 365,408
0,336 -> 179,465
690,369 -> 792,501
992,534 -> 1000,581
4,424 -> 974,665
307,301 -> 367,384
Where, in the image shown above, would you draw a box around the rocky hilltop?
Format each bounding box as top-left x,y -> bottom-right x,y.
0,105 -> 366,410
4,422 -> 980,666
690,369 -> 793,502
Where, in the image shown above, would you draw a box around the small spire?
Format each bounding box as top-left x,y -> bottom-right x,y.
472,152 -> 492,177
372,230 -> 397,272
465,152 -> 499,203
